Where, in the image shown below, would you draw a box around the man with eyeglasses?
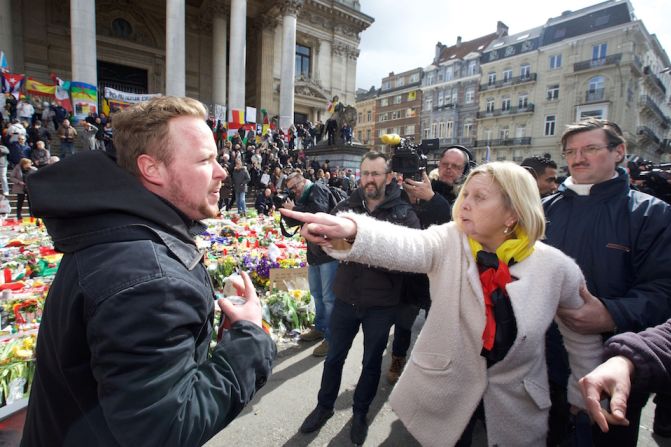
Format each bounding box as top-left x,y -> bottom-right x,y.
281,169 -> 339,357
543,118 -> 671,446
298,151 -> 420,445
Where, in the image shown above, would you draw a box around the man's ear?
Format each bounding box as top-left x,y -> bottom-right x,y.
136,154 -> 166,187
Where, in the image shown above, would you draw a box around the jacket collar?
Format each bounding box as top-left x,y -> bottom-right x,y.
557,167 -> 630,199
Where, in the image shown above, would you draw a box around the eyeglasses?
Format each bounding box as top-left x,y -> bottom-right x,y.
361,171 -> 389,178
561,144 -> 614,159
440,163 -> 465,171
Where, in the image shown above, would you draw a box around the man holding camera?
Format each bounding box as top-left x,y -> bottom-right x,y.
281,169 -> 338,357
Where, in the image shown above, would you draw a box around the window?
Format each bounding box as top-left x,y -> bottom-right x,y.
451,89 -> 458,104
409,73 -> 420,83
468,60 -> 477,76
592,43 -> 607,63
438,122 -> 446,138
446,121 -> 454,138
367,111 -> 372,121
357,131 -> 362,142
378,129 -> 385,137
547,84 -> 560,100
394,95 -> 402,105
423,125 -> 430,139
437,91 -> 444,107
379,112 -> 388,122
295,44 -> 311,78
587,76 -> 605,101
380,98 -> 389,107
549,54 -> 562,69
545,115 -> 556,136
405,125 -> 415,135
518,94 -> 528,108
515,125 -> 526,138
520,64 -> 531,79
465,87 -> 475,104
446,67 -> 453,81
499,127 -> 510,140
426,96 -> 433,110
431,122 -> 438,138
382,81 -> 391,90
358,112 -> 362,122
484,128 -> 492,142
488,72 -> 496,85
503,69 -> 513,82
397,77 -> 405,87
427,73 -> 434,85
391,111 -> 398,120
437,72 -> 444,82
501,97 -> 511,111
366,129 -> 371,142
463,122 -> 473,138
486,98 -> 495,113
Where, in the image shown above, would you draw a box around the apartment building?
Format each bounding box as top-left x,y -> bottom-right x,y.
354,86 -> 378,146
375,68 -> 423,152
421,24 -> 507,164
475,0 -> 671,163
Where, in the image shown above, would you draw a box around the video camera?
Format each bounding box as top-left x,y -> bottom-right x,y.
627,155 -> 671,204
381,134 -> 433,181
273,191 -> 294,209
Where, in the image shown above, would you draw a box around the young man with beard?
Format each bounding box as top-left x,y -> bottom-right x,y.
521,155 -> 558,197
298,152 -> 420,445
21,96 -> 276,447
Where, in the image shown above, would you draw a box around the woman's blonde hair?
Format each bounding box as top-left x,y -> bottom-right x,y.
452,161 -> 546,245
112,96 -> 208,177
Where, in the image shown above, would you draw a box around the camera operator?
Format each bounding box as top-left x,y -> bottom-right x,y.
384,146 -> 474,384
404,146 -> 471,226
281,169 -> 338,357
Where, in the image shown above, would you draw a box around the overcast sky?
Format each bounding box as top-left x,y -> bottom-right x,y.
355,0 -> 671,90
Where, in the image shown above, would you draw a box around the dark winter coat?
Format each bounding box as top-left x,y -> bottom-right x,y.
331,182 -> 420,308
21,151 -> 276,447
604,318 -> 671,392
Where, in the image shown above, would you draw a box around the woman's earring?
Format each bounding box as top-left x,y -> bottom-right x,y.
503,226 -> 511,235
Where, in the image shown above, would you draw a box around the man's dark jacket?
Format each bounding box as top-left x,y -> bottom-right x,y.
604,318 -> 671,393
21,151 -> 276,447
414,179 -> 457,227
332,182 -> 420,308
282,180 -> 335,265
543,169 -> 671,384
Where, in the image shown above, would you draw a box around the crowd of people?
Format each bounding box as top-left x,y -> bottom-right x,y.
7,93 -> 670,447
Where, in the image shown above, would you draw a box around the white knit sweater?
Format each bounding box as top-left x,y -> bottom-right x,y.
325,214 -> 603,447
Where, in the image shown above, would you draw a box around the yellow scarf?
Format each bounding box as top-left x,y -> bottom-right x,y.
468,229 -> 534,265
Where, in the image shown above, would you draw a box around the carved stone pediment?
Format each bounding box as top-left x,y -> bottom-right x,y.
294,78 -> 329,100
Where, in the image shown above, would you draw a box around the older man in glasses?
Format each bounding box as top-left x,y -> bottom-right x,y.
543,118 -> 671,446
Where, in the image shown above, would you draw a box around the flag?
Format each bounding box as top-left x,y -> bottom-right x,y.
327,100 -> 336,113
2,73 -> 25,99
261,108 -> 269,125
245,106 -> 256,123
229,109 -> 244,130
26,77 -> 56,96
70,81 -> 97,103
54,85 -> 73,112
0,51 -> 8,73
408,91 -> 417,101
50,72 -> 64,86
485,145 -> 491,162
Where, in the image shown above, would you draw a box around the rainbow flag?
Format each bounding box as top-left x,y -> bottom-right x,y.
26,77 -> 56,96
70,81 -> 97,102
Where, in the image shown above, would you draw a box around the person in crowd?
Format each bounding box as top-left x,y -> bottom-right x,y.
255,187 -> 275,216
579,318 -> 671,435
521,155 -> 558,197
81,121 -> 99,151
231,157 -> 251,216
9,135 -> 31,167
543,118 -> 671,446
57,118 -> 78,158
17,97 -> 34,124
7,118 -> 26,144
27,120 -> 51,151
21,96 -> 276,446
341,123 -> 353,145
30,140 -> 50,169
11,158 -> 36,220
282,161 -> 603,447
0,193 -> 10,220
326,118 -> 338,145
297,152 -> 420,445
0,142 -> 8,194
281,169 -> 338,357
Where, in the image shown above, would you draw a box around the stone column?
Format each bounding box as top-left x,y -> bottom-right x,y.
256,16 -> 279,115
70,0 -> 97,86
166,0 -> 186,96
212,2 -> 228,106
278,0 -> 304,130
0,0 -> 12,70
228,0 -> 247,115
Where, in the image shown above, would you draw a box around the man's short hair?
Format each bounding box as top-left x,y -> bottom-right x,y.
112,96 -> 207,177
560,118 -> 625,151
520,156 -> 557,179
286,168 -> 304,182
361,151 -> 389,170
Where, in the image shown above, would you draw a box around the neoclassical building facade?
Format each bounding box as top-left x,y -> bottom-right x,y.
0,0 -> 372,126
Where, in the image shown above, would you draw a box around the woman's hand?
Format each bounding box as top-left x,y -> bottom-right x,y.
279,209 -> 357,248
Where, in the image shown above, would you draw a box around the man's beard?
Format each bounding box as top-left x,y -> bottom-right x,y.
364,182 -> 384,200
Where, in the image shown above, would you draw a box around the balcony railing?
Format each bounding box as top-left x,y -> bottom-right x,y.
474,137 -> 532,147
585,88 -> 606,103
434,102 -> 457,111
643,66 -> 667,95
479,73 -> 537,91
639,95 -> 668,124
573,53 -> 622,72
637,126 -> 661,145
476,104 -> 535,119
